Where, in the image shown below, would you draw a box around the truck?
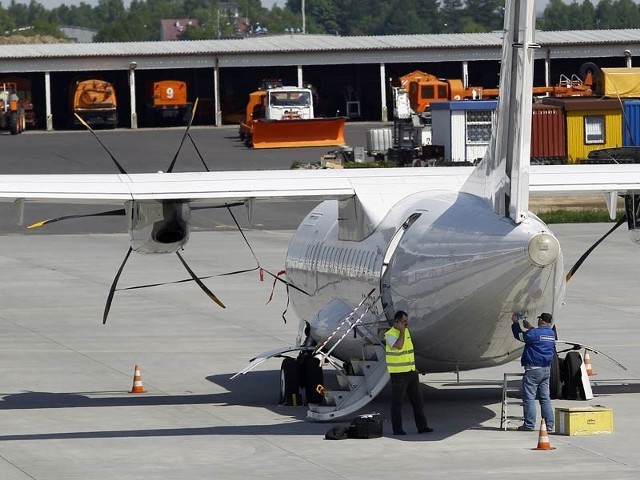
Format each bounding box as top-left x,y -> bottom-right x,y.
0,82 -> 26,135
239,80 -> 346,149
0,76 -> 36,128
70,79 -> 118,128
400,62 -> 598,120
145,80 -> 192,125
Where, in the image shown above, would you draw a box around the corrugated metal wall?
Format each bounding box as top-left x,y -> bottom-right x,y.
431,108 -> 451,160
623,100 -> 640,146
566,110 -> 622,162
450,111 -> 467,162
531,104 -> 566,161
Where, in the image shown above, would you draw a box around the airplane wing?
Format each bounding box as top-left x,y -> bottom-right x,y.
1,164 -> 639,208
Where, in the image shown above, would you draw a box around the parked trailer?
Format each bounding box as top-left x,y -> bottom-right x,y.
145,80 -> 192,125
70,79 -> 118,128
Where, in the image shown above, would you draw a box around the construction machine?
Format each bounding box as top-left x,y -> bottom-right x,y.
70,79 -> 118,128
0,76 -> 36,128
239,80 -> 346,149
0,82 -> 26,135
400,63 -> 598,119
145,80 -> 192,125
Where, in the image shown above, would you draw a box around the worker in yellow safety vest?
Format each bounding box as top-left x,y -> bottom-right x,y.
385,310 -> 432,436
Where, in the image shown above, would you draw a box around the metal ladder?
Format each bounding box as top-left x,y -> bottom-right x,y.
500,372 -> 524,430
307,341 -> 390,421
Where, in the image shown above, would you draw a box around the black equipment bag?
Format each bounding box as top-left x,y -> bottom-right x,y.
349,413 -> 383,439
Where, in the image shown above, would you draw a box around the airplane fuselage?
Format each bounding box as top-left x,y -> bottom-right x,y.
286,190 -> 564,373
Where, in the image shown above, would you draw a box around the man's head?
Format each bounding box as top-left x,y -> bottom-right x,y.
394,310 -> 408,328
537,312 -> 553,326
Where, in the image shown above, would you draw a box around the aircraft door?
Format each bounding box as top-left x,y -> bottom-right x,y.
380,212 -> 422,323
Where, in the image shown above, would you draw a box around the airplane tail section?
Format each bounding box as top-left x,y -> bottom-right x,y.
462,0 -> 537,224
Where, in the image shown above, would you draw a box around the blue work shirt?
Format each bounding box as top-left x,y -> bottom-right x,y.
512,323 -> 556,367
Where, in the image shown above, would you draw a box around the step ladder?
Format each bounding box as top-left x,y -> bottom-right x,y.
500,372 -> 524,430
307,343 -> 390,421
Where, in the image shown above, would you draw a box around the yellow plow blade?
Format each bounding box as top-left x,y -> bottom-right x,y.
251,117 -> 346,149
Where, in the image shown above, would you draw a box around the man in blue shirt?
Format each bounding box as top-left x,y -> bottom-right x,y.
511,312 -> 556,431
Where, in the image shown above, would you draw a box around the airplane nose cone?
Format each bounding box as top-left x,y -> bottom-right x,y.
527,232 -> 560,267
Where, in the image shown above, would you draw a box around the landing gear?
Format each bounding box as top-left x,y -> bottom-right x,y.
550,352 -> 562,399
278,353 -> 324,406
279,357 -> 300,405
561,351 -> 583,400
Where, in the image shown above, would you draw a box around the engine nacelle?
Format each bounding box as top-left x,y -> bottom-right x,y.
125,200 -> 190,254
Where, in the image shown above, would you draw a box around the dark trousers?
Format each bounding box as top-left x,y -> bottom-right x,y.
390,370 -> 428,433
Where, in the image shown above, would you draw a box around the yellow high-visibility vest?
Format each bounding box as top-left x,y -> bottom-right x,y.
385,326 -> 415,373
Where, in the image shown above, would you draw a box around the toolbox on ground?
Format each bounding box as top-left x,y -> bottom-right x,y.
555,406 -> 613,436
350,413 -> 383,439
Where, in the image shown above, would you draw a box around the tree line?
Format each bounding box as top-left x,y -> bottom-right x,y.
1,0 -> 639,43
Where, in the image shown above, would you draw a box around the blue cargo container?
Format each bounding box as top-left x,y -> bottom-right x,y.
623,99 -> 640,146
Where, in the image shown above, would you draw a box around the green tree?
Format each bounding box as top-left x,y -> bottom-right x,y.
465,0 -> 504,32
539,0 -> 571,30
441,0 -> 465,33
0,6 -> 16,34
608,0 -> 640,28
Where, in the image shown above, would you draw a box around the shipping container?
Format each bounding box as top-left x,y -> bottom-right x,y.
542,97 -> 622,163
531,103 -> 566,163
623,99 -> 640,146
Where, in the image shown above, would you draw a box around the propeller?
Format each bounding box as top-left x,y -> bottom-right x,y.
48,103 -> 225,322
103,247 -> 133,324
565,214 -> 626,282
73,113 -> 128,175
28,208 -> 125,229
176,251 -> 225,308
166,98 -> 199,173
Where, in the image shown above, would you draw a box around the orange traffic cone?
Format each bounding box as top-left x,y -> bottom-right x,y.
532,418 -> 555,450
130,365 -> 147,394
584,349 -> 595,376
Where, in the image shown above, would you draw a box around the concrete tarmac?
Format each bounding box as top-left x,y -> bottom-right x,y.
1,223 -> 639,479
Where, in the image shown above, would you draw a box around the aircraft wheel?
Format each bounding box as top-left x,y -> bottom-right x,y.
550,352 -> 562,399
561,351 -> 582,400
279,357 -> 300,406
301,355 -> 324,405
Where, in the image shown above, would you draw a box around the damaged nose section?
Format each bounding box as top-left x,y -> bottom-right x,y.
527,232 -> 560,267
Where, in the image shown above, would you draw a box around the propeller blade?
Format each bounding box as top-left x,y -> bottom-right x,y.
166,98 -> 199,173
176,250 -> 225,308
187,133 -> 210,172
103,246 -> 133,324
73,113 -> 128,175
565,214 -> 626,282
28,208 -> 126,229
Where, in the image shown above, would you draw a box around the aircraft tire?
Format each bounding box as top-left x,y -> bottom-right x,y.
279,357 -> 301,406
301,355 -> 324,405
550,351 -> 562,400
561,351 -> 582,400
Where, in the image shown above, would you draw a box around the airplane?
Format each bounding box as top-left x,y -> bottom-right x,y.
1,0 -> 640,420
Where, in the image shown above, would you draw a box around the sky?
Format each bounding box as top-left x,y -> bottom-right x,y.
4,0 -> 283,8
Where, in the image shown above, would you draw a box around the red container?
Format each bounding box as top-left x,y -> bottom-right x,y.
531,103 -> 566,162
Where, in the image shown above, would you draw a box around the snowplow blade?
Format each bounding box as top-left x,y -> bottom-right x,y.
251,117 -> 346,149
